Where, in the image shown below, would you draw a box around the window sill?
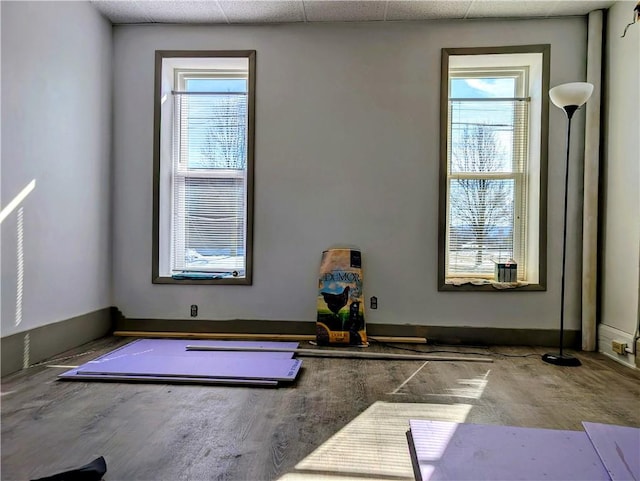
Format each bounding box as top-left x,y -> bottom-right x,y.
439,278 -> 545,291
153,275 -> 252,285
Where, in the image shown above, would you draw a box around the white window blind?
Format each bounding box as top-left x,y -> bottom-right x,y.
446,97 -> 530,279
171,89 -> 248,276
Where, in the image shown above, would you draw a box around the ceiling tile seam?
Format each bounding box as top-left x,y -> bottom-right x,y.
463,0 -> 475,20
301,0 -> 308,22
216,0 -> 230,24
383,0 -> 389,22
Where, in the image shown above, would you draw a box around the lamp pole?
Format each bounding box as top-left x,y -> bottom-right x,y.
559,105 -> 576,360
542,104 -> 581,367
543,82 -> 592,367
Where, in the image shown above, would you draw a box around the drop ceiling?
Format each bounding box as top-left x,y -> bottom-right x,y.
91,0 -> 617,25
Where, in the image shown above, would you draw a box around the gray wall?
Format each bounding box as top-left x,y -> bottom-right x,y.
1,2 -> 113,337
601,2 -> 640,337
112,18 -> 588,330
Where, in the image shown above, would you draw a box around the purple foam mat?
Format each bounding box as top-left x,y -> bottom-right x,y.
59,369 -> 278,386
77,355 -> 302,381
58,339 -> 302,386
583,422 -> 640,481
408,420 -> 610,481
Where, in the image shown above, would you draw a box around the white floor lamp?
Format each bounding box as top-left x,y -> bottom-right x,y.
542,82 -> 594,367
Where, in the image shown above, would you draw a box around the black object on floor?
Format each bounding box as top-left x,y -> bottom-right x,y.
31,456 -> 107,481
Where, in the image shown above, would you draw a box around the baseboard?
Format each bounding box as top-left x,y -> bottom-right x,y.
114,316 -> 317,336
598,324 -> 636,369
116,316 -> 579,348
1,307 -> 115,377
368,324 -> 579,348
0,309 -> 585,377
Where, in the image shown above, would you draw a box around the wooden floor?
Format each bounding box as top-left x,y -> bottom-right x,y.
2,336 -> 639,481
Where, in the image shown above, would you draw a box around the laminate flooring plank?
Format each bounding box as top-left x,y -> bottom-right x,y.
238,356 -> 373,481
2,337 -> 640,481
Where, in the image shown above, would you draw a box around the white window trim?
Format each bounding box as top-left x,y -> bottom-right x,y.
446,67 -> 529,280
169,69 -> 248,276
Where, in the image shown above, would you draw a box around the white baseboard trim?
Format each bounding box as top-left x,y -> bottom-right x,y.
598,324 -> 636,369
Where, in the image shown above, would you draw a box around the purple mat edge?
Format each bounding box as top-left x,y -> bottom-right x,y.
75,357 -> 303,381
582,421 -> 640,481
59,369 -> 279,386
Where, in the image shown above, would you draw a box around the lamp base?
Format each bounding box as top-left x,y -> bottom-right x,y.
541,352 -> 581,366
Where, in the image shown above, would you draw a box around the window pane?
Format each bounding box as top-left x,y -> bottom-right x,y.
447,178 -> 514,276
179,93 -> 248,170
185,78 -> 247,93
450,77 -> 515,99
180,176 -> 245,274
449,100 -> 528,174
450,120 -> 513,173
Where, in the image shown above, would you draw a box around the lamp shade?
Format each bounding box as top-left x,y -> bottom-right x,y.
549,82 -> 594,109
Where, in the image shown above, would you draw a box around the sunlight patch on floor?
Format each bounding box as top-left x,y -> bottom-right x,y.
280,401 -> 472,481
432,370 -> 491,399
279,473 -> 407,481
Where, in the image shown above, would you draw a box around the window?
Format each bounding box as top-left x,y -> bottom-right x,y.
153,51 -> 255,284
439,46 -> 549,290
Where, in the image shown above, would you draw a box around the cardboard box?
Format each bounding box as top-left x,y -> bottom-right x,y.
495,261 -> 517,282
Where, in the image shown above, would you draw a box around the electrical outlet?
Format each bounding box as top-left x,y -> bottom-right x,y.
611,340 -> 627,355
370,296 -> 378,309
190,305 -> 198,317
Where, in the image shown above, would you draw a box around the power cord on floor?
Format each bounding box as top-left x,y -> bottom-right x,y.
367,337 -> 539,358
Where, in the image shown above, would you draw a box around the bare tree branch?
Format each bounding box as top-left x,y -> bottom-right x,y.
199,97 -> 247,169
450,125 -> 513,266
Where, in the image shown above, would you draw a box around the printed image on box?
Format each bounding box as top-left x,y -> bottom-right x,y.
494,259 -> 518,283
316,248 -> 368,346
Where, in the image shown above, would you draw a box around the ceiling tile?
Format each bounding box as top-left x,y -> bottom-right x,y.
91,0 -> 152,23
385,1 -> 472,21
303,1 -> 387,22
465,0 -> 556,19
141,1 -> 228,23
218,0 -> 305,23
90,0 -> 619,25
547,0 -> 616,16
